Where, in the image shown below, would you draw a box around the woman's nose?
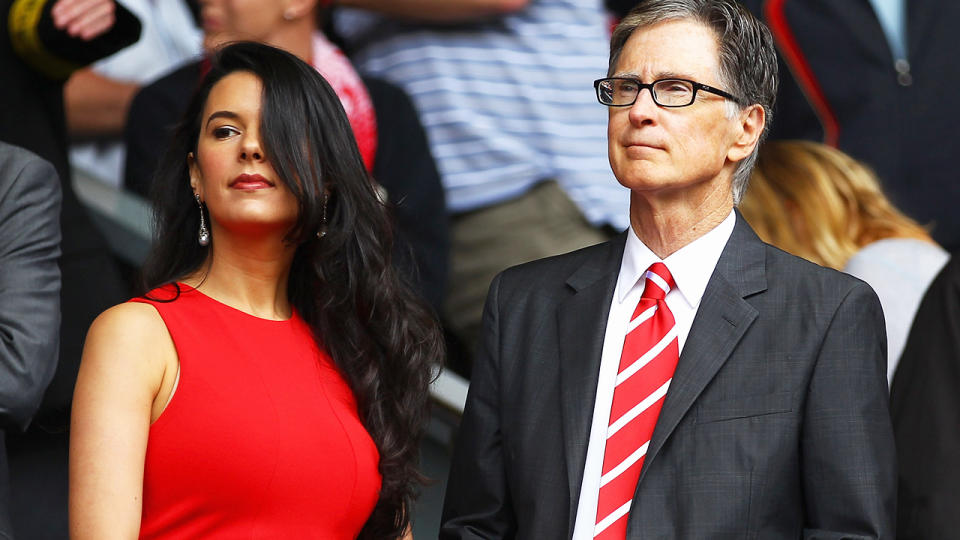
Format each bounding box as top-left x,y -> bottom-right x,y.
240,137 -> 264,161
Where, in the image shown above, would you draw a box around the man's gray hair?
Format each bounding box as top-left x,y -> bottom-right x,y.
608,0 -> 778,203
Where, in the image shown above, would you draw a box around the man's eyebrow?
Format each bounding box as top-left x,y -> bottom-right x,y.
656,70 -> 693,80
611,70 -> 696,80
205,110 -> 240,128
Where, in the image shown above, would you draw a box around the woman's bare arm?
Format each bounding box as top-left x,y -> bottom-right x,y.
69,302 -> 176,539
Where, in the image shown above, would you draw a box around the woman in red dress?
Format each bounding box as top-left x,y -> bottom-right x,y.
69,42 -> 442,539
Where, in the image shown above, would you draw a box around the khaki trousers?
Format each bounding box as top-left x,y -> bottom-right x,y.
444,181 -> 611,353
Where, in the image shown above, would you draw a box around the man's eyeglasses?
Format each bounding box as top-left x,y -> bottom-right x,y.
594,77 -> 743,108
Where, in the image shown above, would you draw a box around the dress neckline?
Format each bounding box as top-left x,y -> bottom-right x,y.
175,282 -> 296,323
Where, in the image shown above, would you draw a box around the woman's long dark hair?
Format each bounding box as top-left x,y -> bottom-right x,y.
141,42 -> 443,538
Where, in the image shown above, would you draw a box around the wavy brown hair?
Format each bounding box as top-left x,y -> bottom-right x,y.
140,42 -> 443,538
740,140 -> 934,269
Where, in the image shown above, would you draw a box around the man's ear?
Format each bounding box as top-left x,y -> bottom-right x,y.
728,104 -> 765,163
188,152 -> 201,197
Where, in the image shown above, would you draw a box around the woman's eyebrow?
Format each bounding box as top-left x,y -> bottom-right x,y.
205,110 -> 240,128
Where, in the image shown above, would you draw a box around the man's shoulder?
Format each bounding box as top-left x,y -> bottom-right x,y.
0,141 -> 45,172
496,237 -> 622,292
0,142 -> 58,201
760,240 -> 878,303
726,213 -> 874,301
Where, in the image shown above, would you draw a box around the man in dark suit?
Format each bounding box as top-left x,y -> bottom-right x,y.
441,1 -> 896,538
0,142 -> 61,540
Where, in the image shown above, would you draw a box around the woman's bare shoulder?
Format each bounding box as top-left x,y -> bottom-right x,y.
84,302 -> 174,367
88,302 -> 166,337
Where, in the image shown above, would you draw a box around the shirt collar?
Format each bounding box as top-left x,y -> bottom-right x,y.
618,210 -> 736,309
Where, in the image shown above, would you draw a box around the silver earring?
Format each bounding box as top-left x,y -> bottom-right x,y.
195,193 -> 210,246
316,195 -> 328,239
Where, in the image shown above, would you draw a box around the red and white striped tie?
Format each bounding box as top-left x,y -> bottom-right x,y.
594,262 -> 679,539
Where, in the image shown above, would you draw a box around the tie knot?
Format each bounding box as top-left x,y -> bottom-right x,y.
641,262 -> 675,301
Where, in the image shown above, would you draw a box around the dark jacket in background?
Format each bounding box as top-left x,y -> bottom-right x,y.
891,254 -> 960,540
0,2 -> 140,537
741,0 -> 960,250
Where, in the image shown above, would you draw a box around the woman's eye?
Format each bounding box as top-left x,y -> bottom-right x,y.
213,126 -> 238,139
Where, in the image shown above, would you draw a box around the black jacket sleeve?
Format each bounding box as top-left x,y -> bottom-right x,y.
891,255 -> 960,540
7,0 -> 141,80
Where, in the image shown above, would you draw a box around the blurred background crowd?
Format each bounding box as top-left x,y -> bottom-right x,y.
1,0 -> 958,538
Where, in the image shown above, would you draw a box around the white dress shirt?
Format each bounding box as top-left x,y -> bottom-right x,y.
571,210 -> 736,539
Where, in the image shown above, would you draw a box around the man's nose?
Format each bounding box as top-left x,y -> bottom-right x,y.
628,88 -> 658,125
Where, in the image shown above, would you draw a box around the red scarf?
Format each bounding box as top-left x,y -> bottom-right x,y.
311,32 -> 378,173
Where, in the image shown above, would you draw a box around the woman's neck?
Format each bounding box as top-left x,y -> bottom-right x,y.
184,232 -> 297,321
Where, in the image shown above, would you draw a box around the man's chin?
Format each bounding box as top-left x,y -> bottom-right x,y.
613,170 -> 674,193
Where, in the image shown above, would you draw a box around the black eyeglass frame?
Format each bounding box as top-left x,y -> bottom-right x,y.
593,77 -> 744,108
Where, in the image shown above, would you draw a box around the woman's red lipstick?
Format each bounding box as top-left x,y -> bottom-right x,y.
229,174 -> 274,190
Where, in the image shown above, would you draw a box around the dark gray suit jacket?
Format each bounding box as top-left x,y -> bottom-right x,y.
441,214 -> 895,539
0,142 -> 61,539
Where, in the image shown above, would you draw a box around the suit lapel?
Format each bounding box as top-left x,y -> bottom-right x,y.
557,233 -> 626,536
637,213 -> 768,484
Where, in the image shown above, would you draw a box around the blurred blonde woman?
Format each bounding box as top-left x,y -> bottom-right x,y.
740,140 -> 949,385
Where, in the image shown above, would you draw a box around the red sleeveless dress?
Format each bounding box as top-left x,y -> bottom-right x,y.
131,284 -> 381,539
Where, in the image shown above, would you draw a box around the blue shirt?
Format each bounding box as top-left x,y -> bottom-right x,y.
336,0 -> 629,229
868,0 -> 907,59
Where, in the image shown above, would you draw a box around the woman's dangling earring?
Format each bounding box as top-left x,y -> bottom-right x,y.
316,194 -> 328,239
195,193 -> 210,246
